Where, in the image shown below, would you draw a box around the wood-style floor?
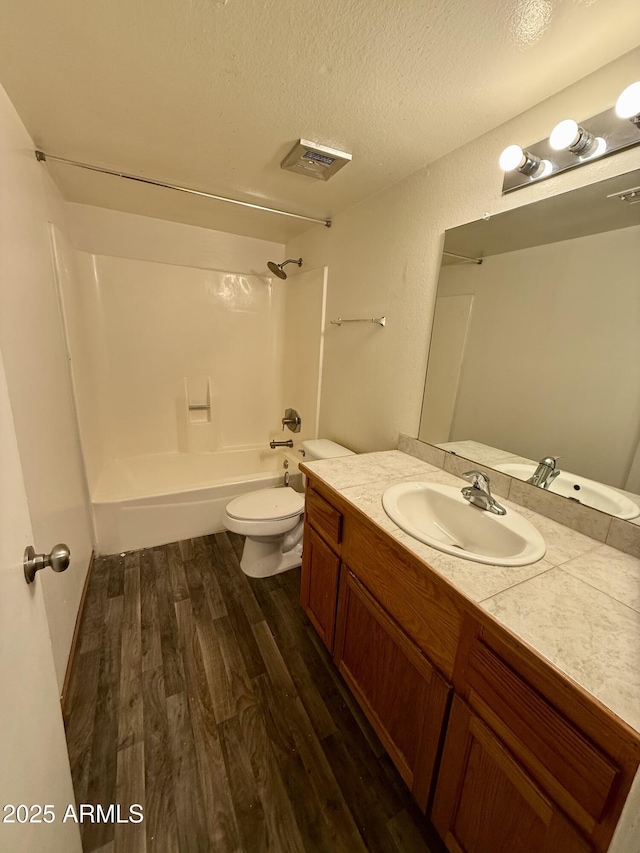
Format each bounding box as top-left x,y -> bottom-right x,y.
64,532 -> 446,853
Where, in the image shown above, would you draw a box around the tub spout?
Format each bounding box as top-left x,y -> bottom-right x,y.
270,439 -> 293,449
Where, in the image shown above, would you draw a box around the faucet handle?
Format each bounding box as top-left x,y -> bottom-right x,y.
282,407 -> 301,433
462,470 -> 491,490
539,455 -> 561,468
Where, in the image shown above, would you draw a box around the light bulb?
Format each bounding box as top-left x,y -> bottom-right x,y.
499,144 -> 525,171
549,119 -> 580,151
549,119 -> 599,156
538,159 -> 553,178
615,81 -> 640,121
580,137 -> 607,160
499,144 -> 545,177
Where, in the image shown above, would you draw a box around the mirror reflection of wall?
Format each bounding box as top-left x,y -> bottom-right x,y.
419,170 -> 640,503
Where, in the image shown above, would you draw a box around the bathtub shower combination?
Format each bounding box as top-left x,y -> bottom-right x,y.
92,447 -> 290,554
52,232 -> 331,558
93,439 -> 355,577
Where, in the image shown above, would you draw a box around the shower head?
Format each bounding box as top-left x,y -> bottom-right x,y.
267,261 -> 286,279
267,258 -> 303,280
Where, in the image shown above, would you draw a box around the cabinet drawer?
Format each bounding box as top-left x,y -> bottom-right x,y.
306,487 -> 343,550
465,638 -> 617,833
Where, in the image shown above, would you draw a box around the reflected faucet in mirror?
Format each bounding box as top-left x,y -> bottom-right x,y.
527,456 -> 561,489
461,470 -> 506,516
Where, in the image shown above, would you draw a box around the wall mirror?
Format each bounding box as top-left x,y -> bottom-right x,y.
418,168 -> 640,522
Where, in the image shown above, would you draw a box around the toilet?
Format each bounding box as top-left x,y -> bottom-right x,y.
223,438 -> 354,578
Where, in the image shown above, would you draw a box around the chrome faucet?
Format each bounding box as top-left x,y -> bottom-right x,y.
527,456 -> 561,489
461,470 -> 506,516
270,439 -> 293,449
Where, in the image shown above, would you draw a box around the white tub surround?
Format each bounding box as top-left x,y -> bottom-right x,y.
55,242 -> 326,489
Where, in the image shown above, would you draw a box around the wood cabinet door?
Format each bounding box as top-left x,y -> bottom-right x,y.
334,570 -> 451,811
300,524 -> 340,652
432,695 -> 592,853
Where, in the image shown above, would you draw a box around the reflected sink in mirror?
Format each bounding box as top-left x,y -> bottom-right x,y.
493,462 -> 640,520
382,482 -> 545,566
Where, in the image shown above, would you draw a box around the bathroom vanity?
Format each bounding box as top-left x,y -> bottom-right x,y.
299,450 -> 640,853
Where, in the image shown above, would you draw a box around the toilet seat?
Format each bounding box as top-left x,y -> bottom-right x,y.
223,487 -> 305,539
226,487 -> 304,522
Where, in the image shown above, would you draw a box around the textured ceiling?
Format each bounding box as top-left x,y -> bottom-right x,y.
1,0 -> 639,242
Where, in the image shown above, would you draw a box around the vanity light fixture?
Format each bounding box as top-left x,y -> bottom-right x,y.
500,81 -> 640,194
615,81 -> 640,126
549,119 -> 605,159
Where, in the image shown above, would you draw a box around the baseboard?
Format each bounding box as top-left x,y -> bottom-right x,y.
60,549 -> 95,716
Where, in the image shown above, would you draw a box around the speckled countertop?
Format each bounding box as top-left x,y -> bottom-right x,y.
303,450 -> 640,736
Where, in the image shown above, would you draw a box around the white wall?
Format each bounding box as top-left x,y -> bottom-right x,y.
285,48 -> 640,453
0,83 -> 94,692
432,226 -> 640,489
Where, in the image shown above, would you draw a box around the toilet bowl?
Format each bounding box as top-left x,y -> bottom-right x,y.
224,487 -> 305,578
224,438 -> 354,578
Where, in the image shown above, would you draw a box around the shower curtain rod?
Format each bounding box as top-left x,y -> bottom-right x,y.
34,150 -> 332,228
442,250 -> 483,264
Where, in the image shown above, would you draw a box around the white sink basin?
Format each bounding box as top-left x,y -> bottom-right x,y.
382,482 -> 545,566
493,463 -> 640,520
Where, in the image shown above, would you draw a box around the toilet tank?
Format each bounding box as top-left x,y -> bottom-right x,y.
302,439 -> 355,461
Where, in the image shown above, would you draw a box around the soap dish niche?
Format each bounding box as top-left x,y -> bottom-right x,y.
187,378 -> 212,424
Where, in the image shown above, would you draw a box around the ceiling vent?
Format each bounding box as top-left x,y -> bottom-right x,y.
281,139 -> 352,181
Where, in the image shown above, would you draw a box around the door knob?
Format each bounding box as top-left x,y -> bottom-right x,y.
24,543 -> 71,585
